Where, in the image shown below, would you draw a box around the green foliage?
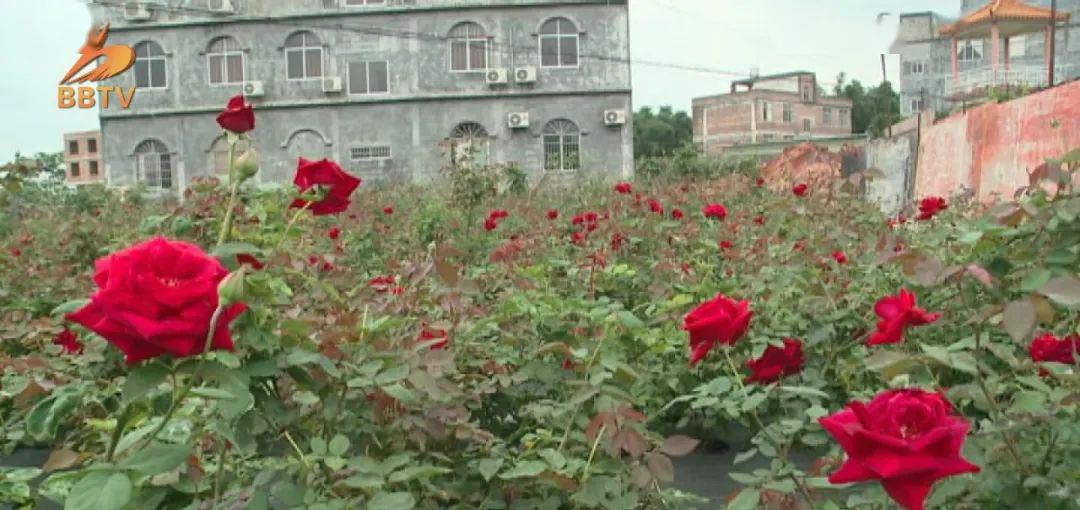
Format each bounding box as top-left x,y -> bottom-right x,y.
833,72 -> 902,138
633,106 -> 693,159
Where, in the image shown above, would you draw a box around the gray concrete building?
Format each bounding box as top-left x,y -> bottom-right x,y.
86,0 -> 633,194
892,0 -> 1080,117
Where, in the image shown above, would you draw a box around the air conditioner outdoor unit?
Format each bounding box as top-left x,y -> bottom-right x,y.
514,66 -> 537,84
124,4 -> 152,21
208,0 -> 236,13
486,68 -> 509,86
322,76 -> 343,93
508,112 -> 530,129
604,109 -> 628,126
243,81 -> 265,98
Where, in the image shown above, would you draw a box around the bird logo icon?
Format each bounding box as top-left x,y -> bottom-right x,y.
60,23 -> 136,85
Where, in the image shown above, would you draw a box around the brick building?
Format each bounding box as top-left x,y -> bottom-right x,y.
63,130 -> 105,185
691,71 -> 853,156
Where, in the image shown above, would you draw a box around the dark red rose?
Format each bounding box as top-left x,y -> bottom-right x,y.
648,199 -> 663,214
547,209 -> 559,220
671,208 -> 684,220
289,158 -> 362,216
610,232 -> 626,251
368,275 -> 396,293
683,294 -> 752,366
832,251 -> 848,264
570,231 -> 587,246
10,248 -> 21,257
53,328 -> 84,355
65,237 -> 246,364
572,214 -> 585,226
1029,332 -> 1079,368
753,216 -> 765,225
391,286 -> 404,295
719,240 -> 733,250
867,289 -> 941,346
328,227 -> 341,240
216,95 -> 255,134
484,218 -> 498,231
745,338 -> 803,384
917,197 -> 947,221
793,183 -> 809,197
583,211 -> 599,223
419,327 -> 448,350
488,209 -> 509,220
562,358 -> 577,370
819,389 -> 979,510
703,203 -> 728,220
235,253 -> 264,270
614,182 -> 632,194
755,177 -> 765,187
383,206 -> 394,215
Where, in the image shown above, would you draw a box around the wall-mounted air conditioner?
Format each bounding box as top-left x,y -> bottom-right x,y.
486,68 -> 509,86
508,112 -> 530,129
604,109 -> 628,126
243,81 -> 265,98
514,67 -> 537,84
208,0 -> 236,14
322,76 -> 343,93
124,3 -> 152,21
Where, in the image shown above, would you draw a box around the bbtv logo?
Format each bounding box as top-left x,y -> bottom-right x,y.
58,23 -> 138,109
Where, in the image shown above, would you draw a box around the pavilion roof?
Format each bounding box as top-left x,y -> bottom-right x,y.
940,0 -> 1070,35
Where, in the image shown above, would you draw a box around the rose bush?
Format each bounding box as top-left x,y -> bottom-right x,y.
0,101 -> 1078,510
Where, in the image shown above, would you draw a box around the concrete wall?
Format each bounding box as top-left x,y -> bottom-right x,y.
89,0 -> 632,193
63,131 -> 105,185
915,79 -> 1080,202
866,133 -> 916,214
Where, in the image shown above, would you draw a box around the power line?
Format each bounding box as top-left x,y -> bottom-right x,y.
89,0 -> 752,78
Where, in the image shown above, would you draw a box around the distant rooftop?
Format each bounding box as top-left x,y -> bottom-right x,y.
731,71 -> 814,87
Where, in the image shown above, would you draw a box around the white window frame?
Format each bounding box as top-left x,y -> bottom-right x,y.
284,31 -> 325,81
207,37 -> 246,86
539,17 -> 580,69
347,60 -> 390,95
762,102 -> 773,122
450,122 -> 491,165
802,118 -> 813,131
542,119 -> 581,173
822,107 -> 833,126
350,145 -> 392,161
448,22 -> 490,73
134,139 -> 173,190
838,109 -> 849,127
782,103 -> 792,123
133,41 -> 168,90
958,40 -> 983,62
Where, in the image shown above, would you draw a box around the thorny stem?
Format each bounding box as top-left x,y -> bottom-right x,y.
276,201 -> 313,252
216,140 -> 240,248
212,438 -> 228,505
284,430 -> 311,469
580,424 -> 606,484
558,333 -> 608,452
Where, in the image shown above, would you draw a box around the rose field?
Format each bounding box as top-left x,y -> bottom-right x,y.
1,97 -> 1079,510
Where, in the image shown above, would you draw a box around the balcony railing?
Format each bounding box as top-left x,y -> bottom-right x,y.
947,64 -> 1073,95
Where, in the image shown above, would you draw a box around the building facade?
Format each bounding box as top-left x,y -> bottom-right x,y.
63,130 -> 106,185
87,0 -> 633,194
691,72 -> 853,156
892,0 -> 1079,117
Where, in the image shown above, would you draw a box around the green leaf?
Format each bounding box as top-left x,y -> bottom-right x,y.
122,363 -> 170,404
538,449 -> 567,469
1019,269 -> 1053,292
615,310 -> 645,329
51,299 -> 89,317
659,435 -> 700,457
498,460 -> 547,479
328,435 -> 350,457
310,437 -> 328,456
65,472 -> 132,510
1039,275 -> 1080,307
340,474 -> 383,490
211,243 -> 263,269
189,387 -> 236,400
118,442 -> 191,476
26,392 -> 80,443
779,385 -> 830,399
386,466 -> 451,483
368,492 -> 416,510
727,488 -> 760,510
477,458 -> 502,481
1009,391 -> 1047,414
864,350 -> 917,379
375,364 -> 410,385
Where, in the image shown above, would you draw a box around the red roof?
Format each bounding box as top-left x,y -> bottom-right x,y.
940,0 -> 1070,35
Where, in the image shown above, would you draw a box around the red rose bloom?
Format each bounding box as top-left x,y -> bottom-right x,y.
570,231 -> 587,245
647,199 -> 663,214
755,177 -> 765,187
867,289 -> 941,346
671,208 -> 684,220
793,183 -> 809,197
489,209 -> 509,220
753,216 -> 765,225
1029,332 -> 1079,367
368,275 -> 396,292
683,294 -> 752,366
703,203 -> 728,220
53,328 -> 84,355
65,237 -> 246,364
888,214 -> 908,230
383,206 -> 394,215
745,338 -> 804,384
719,240 -> 733,250
547,209 -> 559,220
484,217 -> 498,231
832,251 -> 848,264
216,95 -> 255,134
289,158 -> 362,216
419,327 -> 449,350
583,211 -> 598,223
235,253 -> 264,270
917,197 -> 947,221
328,227 -> 341,240
610,232 -> 626,251
614,182 -> 632,194
10,248 -> 21,257
819,389 -> 980,510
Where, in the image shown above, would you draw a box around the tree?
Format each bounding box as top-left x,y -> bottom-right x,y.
833,73 -> 902,138
633,106 -> 693,159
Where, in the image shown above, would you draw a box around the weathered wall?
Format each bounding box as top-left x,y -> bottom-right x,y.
915,79 -> 1080,202
866,133 -> 915,214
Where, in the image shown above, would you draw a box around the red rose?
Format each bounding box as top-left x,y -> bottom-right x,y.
703,203 -> 728,220
368,274 -> 396,292
488,209 -> 509,220
65,237 -> 246,364
419,327 -> 449,350
719,240 -> 733,250
484,218 -> 498,231
647,199 -> 663,214
793,183 -> 809,197
614,182 -> 632,194
610,232 -> 626,251
819,388 -> 980,510
570,231 -> 587,246
867,289 -> 941,346
683,294 -> 752,366
235,253 -> 264,270
289,158 -> 362,216
216,95 -> 255,134
383,206 -> 394,215
10,248 -> 21,257
547,209 -> 559,220
583,211 -> 598,223
571,214 -> 585,226
745,338 -> 803,384
671,208 -> 684,220
328,227 -> 341,240
755,177 -> 765,187
917,197 -> 947,221
753,216 -> 765,225
53,328 -> 84,355
888,214 -> 908,230
1029,332 -> 1079,366
832,251 -> 848,264
391,286 -> 405,295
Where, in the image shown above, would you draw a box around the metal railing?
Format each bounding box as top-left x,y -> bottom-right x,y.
947,64 -> 1073,95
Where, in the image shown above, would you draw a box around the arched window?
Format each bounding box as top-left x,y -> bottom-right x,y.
449,22 -> 488,71
542,119 -> 580,172
207,36 -> 245,85
285,31 -> 323,80
539,18 -> 579,68
134,139 -> 172,189
133,41 -> 167,88
209,135 -> 251,175
449,122 -> 490,165
285,130 -> 330,161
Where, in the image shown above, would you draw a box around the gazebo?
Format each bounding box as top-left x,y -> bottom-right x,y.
939,0 -> 1070,93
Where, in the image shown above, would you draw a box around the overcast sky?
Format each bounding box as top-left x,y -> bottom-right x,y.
0,0 -> 955,159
